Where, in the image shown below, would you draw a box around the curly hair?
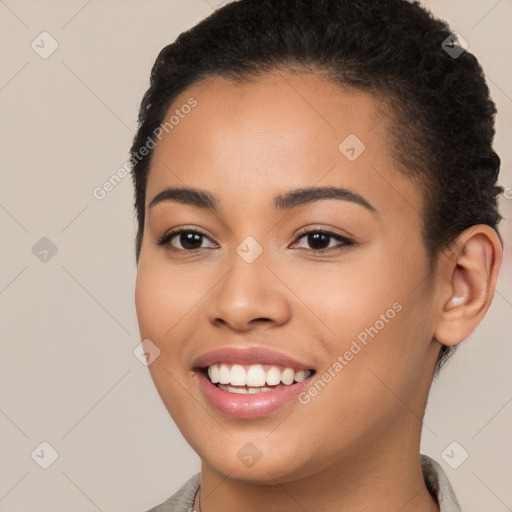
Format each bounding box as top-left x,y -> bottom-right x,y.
129,0 -> 503,372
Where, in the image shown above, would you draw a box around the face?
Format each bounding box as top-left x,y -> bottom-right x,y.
135,72 -> 442,483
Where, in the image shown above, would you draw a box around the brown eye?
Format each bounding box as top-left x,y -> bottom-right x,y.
156,229 -> 217,252
292,229 -> 354,253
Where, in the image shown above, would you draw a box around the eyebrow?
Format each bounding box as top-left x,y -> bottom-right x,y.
149,186 -> 376,213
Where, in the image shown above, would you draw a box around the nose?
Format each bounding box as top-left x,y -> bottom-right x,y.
207,249 -> 292,332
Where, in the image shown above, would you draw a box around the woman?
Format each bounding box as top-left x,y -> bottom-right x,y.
130,0 -> 503,510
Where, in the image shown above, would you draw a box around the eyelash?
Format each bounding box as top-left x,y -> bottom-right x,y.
155,227 -> 355,254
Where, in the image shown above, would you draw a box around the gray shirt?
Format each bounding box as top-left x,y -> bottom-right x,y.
146,454 -> 461,511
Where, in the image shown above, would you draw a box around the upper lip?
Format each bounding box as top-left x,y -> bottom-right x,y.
193,347 -> 315,371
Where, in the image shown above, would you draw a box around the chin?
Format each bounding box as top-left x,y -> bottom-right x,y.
188,433 -> 320,485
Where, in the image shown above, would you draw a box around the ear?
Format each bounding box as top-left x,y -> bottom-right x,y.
434,224 -> 503,346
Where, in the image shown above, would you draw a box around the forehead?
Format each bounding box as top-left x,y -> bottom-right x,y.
146,72 -> 422,220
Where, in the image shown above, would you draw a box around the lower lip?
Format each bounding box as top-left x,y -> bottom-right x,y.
196,370 -> 312,419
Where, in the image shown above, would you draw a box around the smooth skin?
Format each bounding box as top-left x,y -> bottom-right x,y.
135,72 -> 502,512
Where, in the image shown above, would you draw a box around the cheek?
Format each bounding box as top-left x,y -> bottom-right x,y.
135,257 -> 197,340
134,259 -> 186,378
287,264 -> 435,455
283,254 -> 402,337
134,262 -> 164,339
134,256 -> 216,381
288,242 -> 433,369
135,260 -> 195,417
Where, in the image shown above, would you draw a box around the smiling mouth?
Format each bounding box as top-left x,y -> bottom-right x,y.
201,363 -> 316,394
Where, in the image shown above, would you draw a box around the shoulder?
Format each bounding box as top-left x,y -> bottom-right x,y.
421,454 -> 462,512
144,473 -> 201,512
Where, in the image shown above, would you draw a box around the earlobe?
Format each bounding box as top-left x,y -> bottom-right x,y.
434,225 -> 503,347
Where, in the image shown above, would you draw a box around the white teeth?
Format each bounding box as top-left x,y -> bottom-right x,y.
218,364 -> 231,384
281,368 -> 295,385
294,370 -> 307,382
230,364 -> 246,386
246,365 -> 266,387
266,366 -> 281,386
219,384 -> 249,394
208,365 -> 220,383
219,384 -> 274,394
206,363 -> 312,388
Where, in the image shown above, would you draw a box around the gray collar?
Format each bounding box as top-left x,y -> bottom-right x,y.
421,454 -> 462,511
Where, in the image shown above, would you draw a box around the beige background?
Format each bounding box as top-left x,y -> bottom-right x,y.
0,1 -> 511,510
